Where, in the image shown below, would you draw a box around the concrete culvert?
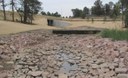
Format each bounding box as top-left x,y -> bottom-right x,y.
47,19 -> 71,27
47,19 -> 54,26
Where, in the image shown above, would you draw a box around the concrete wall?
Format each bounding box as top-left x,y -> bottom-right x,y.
48,19 -> 71,27
53,20 -> 71,27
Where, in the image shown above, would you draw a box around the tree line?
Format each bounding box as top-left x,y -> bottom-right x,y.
41,11 -> 61,17
0,0 -> 128,27
72,0 -> 120,19
71,0 -> 128,27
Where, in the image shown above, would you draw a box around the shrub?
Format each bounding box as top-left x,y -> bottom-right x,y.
125,9 -> 128,28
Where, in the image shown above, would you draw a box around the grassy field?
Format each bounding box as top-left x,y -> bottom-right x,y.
68,21 -> 123,29
101,29 -> 128,41
0,11 -> 126,35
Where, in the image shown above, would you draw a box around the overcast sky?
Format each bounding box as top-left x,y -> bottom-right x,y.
40,0 -> 118,16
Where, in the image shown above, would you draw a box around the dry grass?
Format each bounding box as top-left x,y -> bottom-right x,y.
68,20 -> 123,29
0,17 -> 59,35
0,12 -> 60,35
0,11 -> 22,20
0,11 -> 125,35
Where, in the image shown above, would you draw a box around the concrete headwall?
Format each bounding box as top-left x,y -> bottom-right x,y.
47,19 -> 71,27
53,20 -> 71,27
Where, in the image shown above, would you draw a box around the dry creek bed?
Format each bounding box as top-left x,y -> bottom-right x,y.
0,29 -> 127,78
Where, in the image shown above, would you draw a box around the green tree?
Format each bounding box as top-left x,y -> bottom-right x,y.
47,11 -> 51,16
82,6 -> 89,19
91,6 -> 95,15
125,9 -> 128,27
108,1 -> 114,18
103,3 -> 111,22
110,3 -> 120,21
120,0 -> 128,27
20,0 -> 42,24
92,0 -> 104,16
109,1 -> 114,10
120,0 -> 128,8
45,11 -> 61,17
72,8 -> 82,18
53,12 -> 61,17
41,11 -> 46,15
104,4 -> 111,16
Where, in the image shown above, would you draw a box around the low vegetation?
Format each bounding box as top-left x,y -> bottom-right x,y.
101,29 -> 128,41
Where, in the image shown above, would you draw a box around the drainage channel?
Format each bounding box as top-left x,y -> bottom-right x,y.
56,52 -> 78,75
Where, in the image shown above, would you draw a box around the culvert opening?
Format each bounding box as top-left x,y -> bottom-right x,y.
47,19 -> 71,27
47,19 -> 54,26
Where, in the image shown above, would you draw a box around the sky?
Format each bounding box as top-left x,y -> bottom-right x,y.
40,0 -> 118,17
